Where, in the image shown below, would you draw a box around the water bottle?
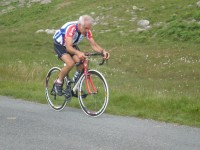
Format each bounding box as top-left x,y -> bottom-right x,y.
72,71 -> 81,82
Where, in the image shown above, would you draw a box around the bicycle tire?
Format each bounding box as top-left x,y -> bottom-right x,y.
45,67 -> 68,111
78,70 -> 109,117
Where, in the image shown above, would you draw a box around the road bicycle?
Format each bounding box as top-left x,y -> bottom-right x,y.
45,52 -> 109,117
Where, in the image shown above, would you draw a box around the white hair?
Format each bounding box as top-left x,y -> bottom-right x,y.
78,15 -> 94,26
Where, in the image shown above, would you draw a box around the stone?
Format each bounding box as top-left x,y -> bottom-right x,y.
45,29 -> 56,34
132,6 -> 139,10
197,1 -> 200,7
137,20 -> 150,28
36,29 -> 57,34
40,0 -> 51,4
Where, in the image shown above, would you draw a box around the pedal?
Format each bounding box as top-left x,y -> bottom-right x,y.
50,88 -> 57,100
64,93 -> 72,101
64,87 -> 72,101
67,79 -> 74,85
73,90 -> 88,99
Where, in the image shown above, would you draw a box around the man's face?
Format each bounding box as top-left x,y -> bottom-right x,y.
80,21 -> 91,35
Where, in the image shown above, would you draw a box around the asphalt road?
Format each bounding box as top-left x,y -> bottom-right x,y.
0,96 -> 200,150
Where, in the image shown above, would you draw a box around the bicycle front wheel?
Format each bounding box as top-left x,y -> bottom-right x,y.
45,67 -> 67,111
78,70 -> 109,117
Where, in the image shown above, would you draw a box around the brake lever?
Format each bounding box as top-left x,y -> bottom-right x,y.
99,53 -> 109,65
99,59 -> 105,65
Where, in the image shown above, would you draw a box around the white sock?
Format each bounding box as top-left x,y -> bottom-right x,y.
56,79 -> 63,84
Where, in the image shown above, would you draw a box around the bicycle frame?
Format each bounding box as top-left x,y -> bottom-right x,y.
72,58 -> 97,95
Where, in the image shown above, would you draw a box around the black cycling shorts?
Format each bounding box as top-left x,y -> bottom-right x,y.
54,40 -> 80,58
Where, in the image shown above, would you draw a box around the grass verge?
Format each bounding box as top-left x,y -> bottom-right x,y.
0,0 -> 199,127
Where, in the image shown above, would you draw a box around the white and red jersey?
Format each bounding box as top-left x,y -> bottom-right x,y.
53,21 -> 93,46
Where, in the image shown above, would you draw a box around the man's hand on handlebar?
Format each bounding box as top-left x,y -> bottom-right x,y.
102,50 -> 110,60
77,51 -> 86,60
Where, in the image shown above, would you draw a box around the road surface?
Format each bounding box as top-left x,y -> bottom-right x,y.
0,96 -> 200,150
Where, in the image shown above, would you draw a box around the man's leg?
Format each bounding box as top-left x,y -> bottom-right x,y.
71,55 -> 84,97
58,54 -> 75,81
55,54 -> 75,96
72,55 -> 84,72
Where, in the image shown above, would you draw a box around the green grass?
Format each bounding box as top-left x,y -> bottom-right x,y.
0,0 -> 200,127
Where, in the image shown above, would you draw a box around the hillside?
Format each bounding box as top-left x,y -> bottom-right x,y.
0,0 -> 200,127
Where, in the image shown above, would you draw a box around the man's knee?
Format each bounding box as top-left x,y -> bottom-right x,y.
72,55 -> 80,63
67,60 -> 75,68
61,54 -> 75,68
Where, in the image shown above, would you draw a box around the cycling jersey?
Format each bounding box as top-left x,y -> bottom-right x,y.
53,21 -> 93,46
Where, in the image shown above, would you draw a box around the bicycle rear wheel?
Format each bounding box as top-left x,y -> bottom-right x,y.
45,67 -> 67,111
78,70 -> 109,117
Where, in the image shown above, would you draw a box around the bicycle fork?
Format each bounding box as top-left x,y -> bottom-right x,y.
83,61 -> 97,94
72,66 -> 98,95
85,73 -> 97,94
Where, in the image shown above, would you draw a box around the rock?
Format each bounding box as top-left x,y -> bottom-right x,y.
29,0 -> 51,4
197,1 -> 200,7
136,26 -> 151,32
40,0 -> 51,4
36,29 -> 58,34
137,20 -> 150,28
36,29 -> 45,33
18,0 -> 25,7
145,26 -> 151,30
0,1 -> 11,6
129,17 -> 137,22
0,0 -> 52,15
154,22 -> 163,27
29,0 -> 41,3
132,5 -> 144,11
132,6 -> 139,10
136,20 -> 151,32
90,12 -> 95,15
45,29 -> 56,34
27,0 -> 51,7
136,28 -> 146,32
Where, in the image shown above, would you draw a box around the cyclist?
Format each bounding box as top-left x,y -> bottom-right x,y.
53,15 -> 110,96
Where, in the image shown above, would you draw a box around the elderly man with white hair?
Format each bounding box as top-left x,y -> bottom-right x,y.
53,15 -> 110,96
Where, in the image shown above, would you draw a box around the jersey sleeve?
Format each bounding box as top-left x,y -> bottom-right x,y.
65,25 -> 76,38
87,30 -> 93,39
64,25 -> 76,45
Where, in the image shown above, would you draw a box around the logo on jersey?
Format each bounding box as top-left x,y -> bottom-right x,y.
67,26 -> 76,37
